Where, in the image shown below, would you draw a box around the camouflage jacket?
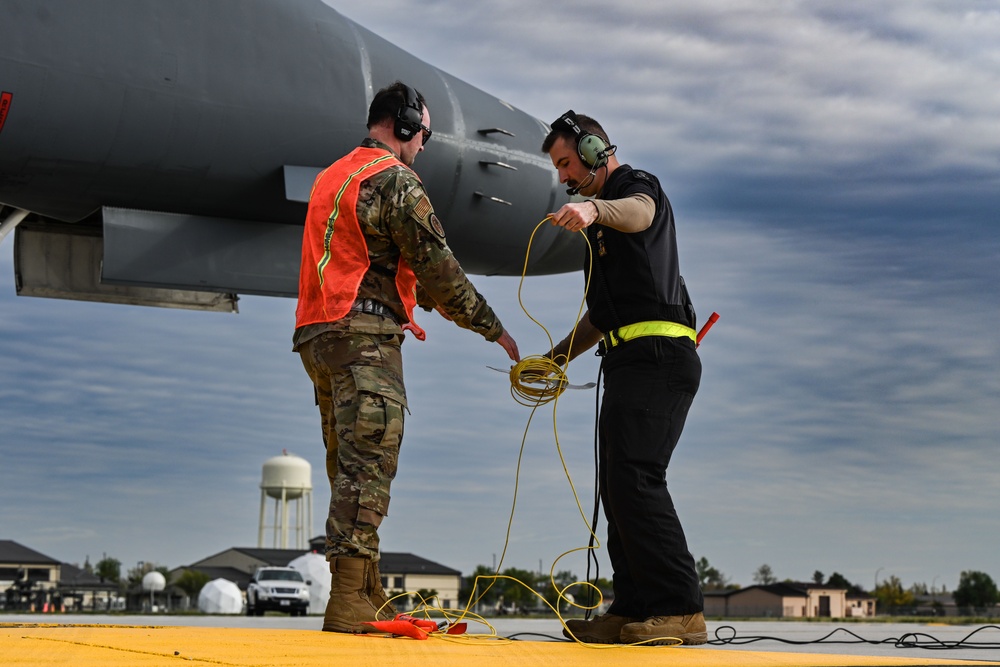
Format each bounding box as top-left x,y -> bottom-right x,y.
293,138 -> 503,349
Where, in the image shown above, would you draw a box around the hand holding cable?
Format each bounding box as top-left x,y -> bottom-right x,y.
547,201 -> 599,233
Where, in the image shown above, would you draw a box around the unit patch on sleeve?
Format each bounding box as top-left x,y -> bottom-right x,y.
429,214 -> 445,237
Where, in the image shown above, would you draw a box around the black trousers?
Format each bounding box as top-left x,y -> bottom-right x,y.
600,335 -> 703,618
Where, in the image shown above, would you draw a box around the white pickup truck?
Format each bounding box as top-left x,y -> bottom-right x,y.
245,566 -> 311,616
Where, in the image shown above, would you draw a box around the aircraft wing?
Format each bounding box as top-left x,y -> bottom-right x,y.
0,0 -> 582,312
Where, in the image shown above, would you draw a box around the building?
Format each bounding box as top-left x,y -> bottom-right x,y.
704,582 -> 875,618
846,588 -> 878,617
170,538 -> 462,611
376,552 -> 462,610
171,546 -> 306,591
57,562 -> 120,612
0,540 -> 60,611
0,540 -> 120,612
304,536 -> 461,610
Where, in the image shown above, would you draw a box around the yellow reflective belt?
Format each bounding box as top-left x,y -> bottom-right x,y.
605,320 -> 697,348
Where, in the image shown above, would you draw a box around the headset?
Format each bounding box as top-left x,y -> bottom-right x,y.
394,84 -> 424,143
551,110 -> 615,169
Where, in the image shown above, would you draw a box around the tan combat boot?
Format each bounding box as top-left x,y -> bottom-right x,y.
620,612 -> 708,645
562,613 -> 641,644
368,558 -> 397,620
321,556 -> 382,633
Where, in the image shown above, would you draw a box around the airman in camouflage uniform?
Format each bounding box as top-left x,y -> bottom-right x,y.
293,82 -> 519,633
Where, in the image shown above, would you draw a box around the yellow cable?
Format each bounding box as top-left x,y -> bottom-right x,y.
507,218 -> 592,406
476,219 -> 610,637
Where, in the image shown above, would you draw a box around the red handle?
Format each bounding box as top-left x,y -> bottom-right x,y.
696,312 -> 720,347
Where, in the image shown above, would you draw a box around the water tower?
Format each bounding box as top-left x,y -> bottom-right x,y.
258,450 -> 313,549
142,571 -> 166,612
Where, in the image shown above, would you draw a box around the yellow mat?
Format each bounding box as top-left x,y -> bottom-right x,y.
3,624 -> 999,667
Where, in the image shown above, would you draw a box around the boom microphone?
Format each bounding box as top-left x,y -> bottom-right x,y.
565,145 -> 615,195
567,168 -> 597,196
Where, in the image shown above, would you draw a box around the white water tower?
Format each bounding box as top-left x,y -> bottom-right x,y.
142,571 -> 166,612
258,450 -> 313,549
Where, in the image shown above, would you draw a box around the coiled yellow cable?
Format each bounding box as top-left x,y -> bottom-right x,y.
507,217 -> 592,406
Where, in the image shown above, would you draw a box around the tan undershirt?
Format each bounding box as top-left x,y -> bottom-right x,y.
591,193 -> 655,233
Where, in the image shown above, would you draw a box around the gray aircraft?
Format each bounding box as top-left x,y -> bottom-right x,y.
0,0 -> 579,312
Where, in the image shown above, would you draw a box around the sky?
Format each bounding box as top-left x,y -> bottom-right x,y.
3,0 -> 999,595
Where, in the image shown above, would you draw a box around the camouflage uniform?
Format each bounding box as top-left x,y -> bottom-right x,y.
294,138 -> 504,561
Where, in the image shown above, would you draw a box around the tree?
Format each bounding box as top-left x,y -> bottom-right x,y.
953,570 -> 999,614
498,567 -> 539,610
874,575 -> 914,613
586,576 -> 613,606
125,562 -> 168,587
461,565 -> 542,612
411,588 -> 439,609
173,569 -> 211,601
461,565 -> 502,609
95,556 -> 121,583
826,572 -> 852,589
126,562 -> 150,586
752,564 -> 776,585
812,570 -> 824,585
696,557 -> 730,591
541,570 -> 579,612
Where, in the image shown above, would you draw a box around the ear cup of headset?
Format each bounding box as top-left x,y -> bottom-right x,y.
577,133 -> 610,169
394,85 -> 423,142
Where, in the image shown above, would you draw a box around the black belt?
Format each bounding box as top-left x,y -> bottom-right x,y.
350,298 -> 398,323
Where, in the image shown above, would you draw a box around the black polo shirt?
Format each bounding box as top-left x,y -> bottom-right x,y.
584,165 -> 693,333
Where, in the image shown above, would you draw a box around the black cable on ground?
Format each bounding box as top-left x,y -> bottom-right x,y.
501,624 -> 1000,650
710,624 -> 1000,651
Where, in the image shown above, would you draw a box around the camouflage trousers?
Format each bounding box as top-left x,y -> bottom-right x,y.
298,331 -> 407,561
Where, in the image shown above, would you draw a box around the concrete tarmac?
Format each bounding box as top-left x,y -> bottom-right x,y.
0,614 -> 1000,667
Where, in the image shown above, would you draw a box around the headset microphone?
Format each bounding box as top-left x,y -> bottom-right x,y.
566,167 -> 597,196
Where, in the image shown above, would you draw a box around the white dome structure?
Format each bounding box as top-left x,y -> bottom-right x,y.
198,578 -> 243,614
289,552 -> 330,614
258,450 -> 314,549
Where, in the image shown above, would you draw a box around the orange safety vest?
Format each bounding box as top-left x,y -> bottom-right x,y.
295,146 -> 425,340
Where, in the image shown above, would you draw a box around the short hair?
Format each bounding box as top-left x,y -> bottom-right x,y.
367,81 -> 427,129
542,113 -> 611,153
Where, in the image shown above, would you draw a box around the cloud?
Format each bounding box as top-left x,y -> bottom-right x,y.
334,0 -> 1000,224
